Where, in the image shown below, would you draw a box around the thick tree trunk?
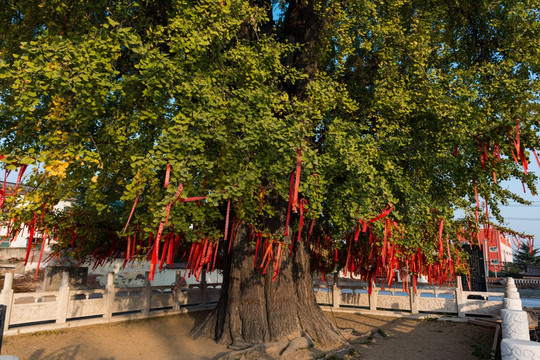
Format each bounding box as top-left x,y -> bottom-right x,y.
192,222 -> 344,347
193,1 -> 343,348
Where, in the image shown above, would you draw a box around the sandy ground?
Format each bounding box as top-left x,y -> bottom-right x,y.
2,310 -> 497,360
326,311 -> 496,360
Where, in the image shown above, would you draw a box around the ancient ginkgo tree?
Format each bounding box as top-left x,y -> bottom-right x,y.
0,0 -> 539,347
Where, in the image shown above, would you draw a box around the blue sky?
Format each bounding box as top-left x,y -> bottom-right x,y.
498,167 -> 540,249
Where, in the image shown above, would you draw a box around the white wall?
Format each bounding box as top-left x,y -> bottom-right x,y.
0,199 -> 71,248
86,259 -> 223,288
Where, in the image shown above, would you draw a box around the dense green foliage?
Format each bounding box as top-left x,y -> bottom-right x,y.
0,0 -> 539,271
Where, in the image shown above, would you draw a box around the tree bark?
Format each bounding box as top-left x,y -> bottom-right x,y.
192,221 -> 344,347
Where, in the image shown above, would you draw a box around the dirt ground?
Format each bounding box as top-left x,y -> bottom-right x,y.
2,310 -> 497,360
326,311 -> 496,360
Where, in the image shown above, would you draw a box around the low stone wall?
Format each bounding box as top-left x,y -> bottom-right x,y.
0,249 -> 27,262
0,248 -> 53,274
0,271 -> 220,335
42,266 -> 88,291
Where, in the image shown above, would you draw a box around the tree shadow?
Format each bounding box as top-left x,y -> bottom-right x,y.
28,345 -> 114,360
112,311 -> 229,360
186,309 -> 214,332
327,313 -> 496,360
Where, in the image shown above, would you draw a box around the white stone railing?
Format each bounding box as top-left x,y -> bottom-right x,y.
0,272 -> 512,336
314,277 -> 503,317
0,271 -> 220,335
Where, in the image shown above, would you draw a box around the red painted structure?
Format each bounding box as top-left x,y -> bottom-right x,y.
476,228 -> 514,275
461,228 -> 514,275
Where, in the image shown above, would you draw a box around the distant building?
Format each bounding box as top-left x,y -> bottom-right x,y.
523,265 -> 540,278
476,228 -> 514,275
460,228 -> 514,276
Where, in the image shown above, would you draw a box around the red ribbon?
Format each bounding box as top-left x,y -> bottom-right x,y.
369,206 -> 393,223
223,199 -> 231,242
284,170 -> 295,236
297,199 -> 308,244
473,179 -> 479,224
164,163 -> 171,188
34,228 -> 48,281
530,147 -> 540,168
516,118 -> 521,155
149,223 -> 164,280
10,164 -> 27,196
179,196 -> 206,202
24,212 -> 38,265
520,146 -> 529,174
292,148 -> 302,212
122,194 -> 139,234
272,243 -> 284,281
438,219 -> 444,258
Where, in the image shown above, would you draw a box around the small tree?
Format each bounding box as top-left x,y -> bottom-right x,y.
513,243 -> 540,272
500,262 -> 523,278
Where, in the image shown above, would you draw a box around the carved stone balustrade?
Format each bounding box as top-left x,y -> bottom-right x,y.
499,277 -> 540,358
501,339 -> 540,360
501,309 -> 530,340
503,297 -> 522,311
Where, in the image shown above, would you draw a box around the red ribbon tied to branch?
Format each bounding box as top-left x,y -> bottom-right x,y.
291,148 -> 302,213
164,163 -> 171,188
369,206 -> 393,224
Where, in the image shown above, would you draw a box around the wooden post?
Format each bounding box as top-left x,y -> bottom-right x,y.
104,272 -> 115,320
369,281 -> 378,311
142,271 -> 151,316
56,271 -> 70,323
332,273 -> 340,308
1,273 -> 14,333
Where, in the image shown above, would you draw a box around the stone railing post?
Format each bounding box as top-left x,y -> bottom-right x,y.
200,270 -> 207,307
499,277 -> 540,359
1,273 -> 14,332
142,271 -> 151,316
455,276 -> 465,318
369,282 -> 378,311
503,278 -> 522,310
104,272 -> 115,320
56,271 -> 70,324
501,278 -> 529,341
409,278 -> 418,315
172,271 -> 181,311
332,273 -> 340,309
